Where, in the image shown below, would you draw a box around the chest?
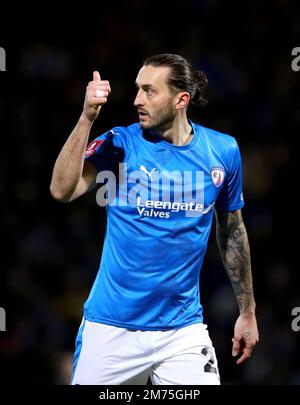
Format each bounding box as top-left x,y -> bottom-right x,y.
122,145 -> 227,207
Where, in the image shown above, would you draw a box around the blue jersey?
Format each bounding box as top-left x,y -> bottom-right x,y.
83,121 -> 244,330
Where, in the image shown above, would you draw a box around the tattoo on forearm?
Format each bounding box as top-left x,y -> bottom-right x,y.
216,211 -> 255,313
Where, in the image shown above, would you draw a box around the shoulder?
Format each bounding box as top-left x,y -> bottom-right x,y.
94,123 -> 140,150
195,123 -> 238,149
111,122 -> 141,136
110,123 -> 141,147
194,122 -> 240,161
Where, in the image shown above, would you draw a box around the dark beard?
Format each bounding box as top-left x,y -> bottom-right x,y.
147,107 -> 176,132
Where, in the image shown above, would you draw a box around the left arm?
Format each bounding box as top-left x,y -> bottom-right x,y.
215,208 -> 259,365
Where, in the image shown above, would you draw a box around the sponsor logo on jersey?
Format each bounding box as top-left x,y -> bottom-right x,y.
136,196 -> 205,219
136,196 -> 215,219
85,139 -> 104,157
210,167 -> 225,187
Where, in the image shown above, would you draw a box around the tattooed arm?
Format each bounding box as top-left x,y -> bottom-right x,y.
215,208 -> 259,365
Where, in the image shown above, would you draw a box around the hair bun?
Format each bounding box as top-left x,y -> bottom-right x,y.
191,70 -> 208,107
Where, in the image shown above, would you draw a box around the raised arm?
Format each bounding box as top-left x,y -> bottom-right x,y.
50,71 -> 111,202
214,208 -> 259,365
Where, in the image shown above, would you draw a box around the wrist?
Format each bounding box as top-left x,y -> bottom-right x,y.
80,112 -> 95,126
240,304 -> 256,317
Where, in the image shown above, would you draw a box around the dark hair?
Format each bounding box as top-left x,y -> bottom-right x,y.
143,53 -> 208,108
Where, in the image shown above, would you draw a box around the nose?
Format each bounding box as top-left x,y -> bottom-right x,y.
134,89 -> 145,107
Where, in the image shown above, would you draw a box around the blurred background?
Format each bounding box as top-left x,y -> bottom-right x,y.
0,0 -> 299,385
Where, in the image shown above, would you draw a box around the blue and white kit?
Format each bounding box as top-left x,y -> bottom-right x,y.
71,120 -> 244,385
83,121 -> 244,330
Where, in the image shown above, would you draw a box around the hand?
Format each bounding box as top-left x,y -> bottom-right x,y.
83,71 -> 111,122
232,313 -> 259,365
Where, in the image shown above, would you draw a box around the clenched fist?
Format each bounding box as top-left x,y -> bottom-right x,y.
83,71 -> 111,122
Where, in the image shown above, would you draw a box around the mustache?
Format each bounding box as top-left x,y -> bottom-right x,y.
138,109 -> 149,115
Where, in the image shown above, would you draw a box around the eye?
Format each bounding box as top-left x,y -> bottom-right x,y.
146,88 -> 155,97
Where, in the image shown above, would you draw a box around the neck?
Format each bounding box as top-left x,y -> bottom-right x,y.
155,113 -> 193,146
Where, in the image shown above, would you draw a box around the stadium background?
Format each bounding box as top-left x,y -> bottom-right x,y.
0,0 -> 299,384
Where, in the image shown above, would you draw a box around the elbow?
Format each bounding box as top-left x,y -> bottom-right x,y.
50,184 -> 72,203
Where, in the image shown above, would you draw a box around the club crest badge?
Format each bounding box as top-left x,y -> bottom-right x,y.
210,167 -> 225,187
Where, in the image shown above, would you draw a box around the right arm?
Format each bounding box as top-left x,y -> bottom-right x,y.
50,71 -> 111,202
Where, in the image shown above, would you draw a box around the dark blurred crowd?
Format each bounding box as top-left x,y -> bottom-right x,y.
0,0 -> 299,385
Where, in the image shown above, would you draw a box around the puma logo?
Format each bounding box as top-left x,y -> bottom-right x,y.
139,165 -> 156,180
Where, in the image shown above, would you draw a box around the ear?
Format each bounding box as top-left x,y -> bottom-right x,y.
175,92 -> 190,110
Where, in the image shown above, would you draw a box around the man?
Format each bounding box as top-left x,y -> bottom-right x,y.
50,54 -> 259,385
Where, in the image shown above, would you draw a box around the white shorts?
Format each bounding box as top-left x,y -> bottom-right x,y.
71,320 -> 220,385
